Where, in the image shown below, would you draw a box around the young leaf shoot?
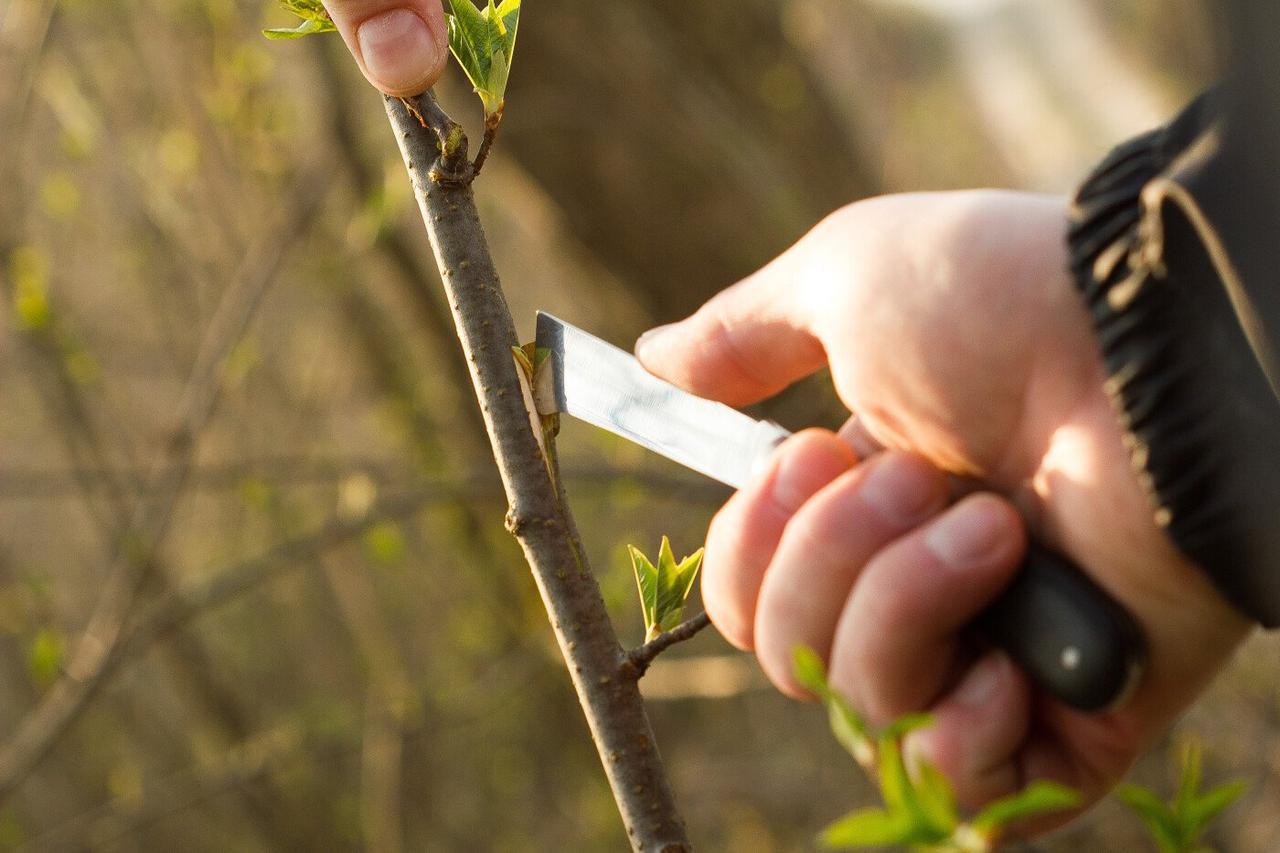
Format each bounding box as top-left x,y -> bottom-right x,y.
794,646 -> 1081,852
1115,739 -> 1245,853
445,0 -> 521,120
628,537 -> 703,643
263,0 -> 336,39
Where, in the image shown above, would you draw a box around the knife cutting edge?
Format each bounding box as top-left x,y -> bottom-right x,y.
533,311 -> 1145,712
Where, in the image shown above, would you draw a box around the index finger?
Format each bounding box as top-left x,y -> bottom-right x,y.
323,1 -> 449,97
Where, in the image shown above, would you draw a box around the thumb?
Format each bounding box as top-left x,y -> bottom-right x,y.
324,1 -> 449,97
635,227 -> 831,408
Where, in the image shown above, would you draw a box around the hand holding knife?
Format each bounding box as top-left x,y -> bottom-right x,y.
534,311 -> 1145,712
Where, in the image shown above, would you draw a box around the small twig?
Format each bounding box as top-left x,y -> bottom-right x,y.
624,612 -> 713,678
471,109 -> 503,178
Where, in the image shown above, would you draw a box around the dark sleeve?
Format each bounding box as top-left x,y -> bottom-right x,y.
1067,82 -> 1280,627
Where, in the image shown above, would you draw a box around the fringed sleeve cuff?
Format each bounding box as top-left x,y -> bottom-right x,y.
1068,89 -> 1280,626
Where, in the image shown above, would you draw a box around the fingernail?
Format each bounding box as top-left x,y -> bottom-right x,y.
838,416 -> 883,458
955,653 -> 1004,707
925,497 -> 1005,567
357,9 -> 439,94
860,454 -> 939,525
635,323 -> 676,359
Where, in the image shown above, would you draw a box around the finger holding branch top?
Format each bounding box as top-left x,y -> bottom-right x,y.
323,0 -> 449,96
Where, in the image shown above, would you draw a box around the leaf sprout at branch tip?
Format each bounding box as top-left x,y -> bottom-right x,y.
445,0 -> 521,120
263,0 -> 335,39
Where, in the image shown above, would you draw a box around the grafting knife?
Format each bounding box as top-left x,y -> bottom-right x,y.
534,311 -> 1144,711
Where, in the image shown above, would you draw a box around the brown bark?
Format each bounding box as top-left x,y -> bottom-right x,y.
383,91 -> 691,852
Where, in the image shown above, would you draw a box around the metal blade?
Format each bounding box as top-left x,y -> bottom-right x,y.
535,312 -> 791,489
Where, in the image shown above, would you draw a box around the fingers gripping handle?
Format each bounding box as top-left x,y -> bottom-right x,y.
977,543 -> 1145,711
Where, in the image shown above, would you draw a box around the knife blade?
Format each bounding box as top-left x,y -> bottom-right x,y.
534,311 -> 791,488
534,311 -> 1145,711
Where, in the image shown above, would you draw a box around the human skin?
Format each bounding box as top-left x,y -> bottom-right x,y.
636,190 -> 1253,819
322,0 -> 448,96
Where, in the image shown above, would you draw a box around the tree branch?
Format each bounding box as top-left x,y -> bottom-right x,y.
384,91 -> 691,852
123,491 -> 430,662
0,487 -> 430,809
624,612 -> 713,678
472,110 -> 502,178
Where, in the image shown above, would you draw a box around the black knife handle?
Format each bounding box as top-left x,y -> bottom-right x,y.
976,542 -> 1145,711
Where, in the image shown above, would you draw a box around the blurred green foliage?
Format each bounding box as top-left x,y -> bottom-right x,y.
1116,740 -> 1245,853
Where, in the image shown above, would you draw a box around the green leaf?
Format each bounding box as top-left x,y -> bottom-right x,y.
1186,781 -> 1245,834
1175,739 -> 1203,821
10,245 -> 51,331
447,0 -> 490,90
819,808 -> 915,849
913,759 -> 960,834
628,545 -> 659,633
1114,742 -> 1247,853
875,713 -> 936,834
876,734 -> 913,814
793,645 -> 830,696
263,0 -> 335,40
511,343 -> 534,380
875,730 -> 949,842
263,18 -> 330,39
826,693 -> 874,768
971,781 -> 1081,834
1165,738 -> 1245,846
363,521 -> 406,566
238,476 -> 273,512
445,0 -> 520,117
628,537 -> 703,641
1115,784 -> 1180,853
495,0 -> 521,55
880,712 -> 933,741
26,628 -> 66,688
791,645 -> 873,766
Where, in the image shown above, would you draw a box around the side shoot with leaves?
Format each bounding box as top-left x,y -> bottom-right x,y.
794,647 -> 1246,853
793,647 -> 1080,852
1115,740 -> 1245,853
630,537 -> 703,643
